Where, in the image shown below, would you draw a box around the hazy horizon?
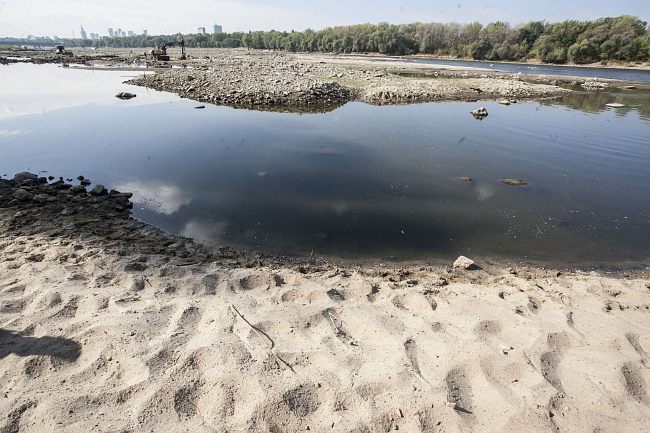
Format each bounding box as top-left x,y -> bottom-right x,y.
1,0 -> 648,38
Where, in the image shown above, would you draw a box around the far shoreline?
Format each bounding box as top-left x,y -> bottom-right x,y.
404,53 -> 650,71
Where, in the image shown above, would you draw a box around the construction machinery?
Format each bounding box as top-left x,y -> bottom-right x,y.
55,45 -> 73,56
150,40 -> 186,61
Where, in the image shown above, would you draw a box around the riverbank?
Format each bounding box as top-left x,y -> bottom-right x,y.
1,172 -> 649,432
407,54 -> 650,71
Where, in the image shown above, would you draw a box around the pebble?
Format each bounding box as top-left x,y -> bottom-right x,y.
453,256 -> 476,270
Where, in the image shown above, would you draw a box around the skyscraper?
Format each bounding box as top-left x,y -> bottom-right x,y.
80,26 -> 88,40
142,30 -> 148,36
197,27 -> 206,34
108,28 -> 114,37
128,30 -> 134,37
213,24 -> 223,34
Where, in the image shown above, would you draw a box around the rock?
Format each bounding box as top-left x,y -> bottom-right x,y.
581,81 -> 609,90
326,288 -> 345,302
90,185 -> 108,196
61,207 -> 76,216
470,107 -> 488,119
194,105 -> 206,109
13,189 -> 34,201
605,103 -> 626,108
622,85 -> 636,90
453,256 -> 477,270
14,172 -> 38,183
71,185 -> 87,194
498,100 -> 511,105
32,194 -> 50,203
80,179 -> 91,186
116,92 -> 137,100
501,178 -> 527,186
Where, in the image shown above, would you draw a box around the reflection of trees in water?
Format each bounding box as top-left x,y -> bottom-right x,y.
539,90 -> 650,120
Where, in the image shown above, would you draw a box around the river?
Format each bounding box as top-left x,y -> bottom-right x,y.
1,63 -> 649,266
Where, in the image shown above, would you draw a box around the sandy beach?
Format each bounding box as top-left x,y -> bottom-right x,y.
1,173 -> 649,432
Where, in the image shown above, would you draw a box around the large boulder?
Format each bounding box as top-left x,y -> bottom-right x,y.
14,172 -> 38,183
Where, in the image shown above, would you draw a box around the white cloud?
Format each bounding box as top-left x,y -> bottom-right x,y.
181,219 -> 227,244
115,180 -> 191,214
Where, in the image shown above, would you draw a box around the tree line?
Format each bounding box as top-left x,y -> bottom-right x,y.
62,15 -> 649,64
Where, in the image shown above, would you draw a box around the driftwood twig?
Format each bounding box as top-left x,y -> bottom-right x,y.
231,304 -> 295,373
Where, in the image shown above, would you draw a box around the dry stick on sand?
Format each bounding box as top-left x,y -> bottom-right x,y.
230,304 -> 296,373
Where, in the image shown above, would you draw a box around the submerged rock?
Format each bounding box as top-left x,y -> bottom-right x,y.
501,178 -> 527,186
470,107 -> 488,119
116,92 -> 137,100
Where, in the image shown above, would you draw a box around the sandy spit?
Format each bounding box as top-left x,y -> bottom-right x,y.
1,174 -> 649,432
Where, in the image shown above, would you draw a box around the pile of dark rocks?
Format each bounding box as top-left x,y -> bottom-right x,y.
0,172 -> 133,217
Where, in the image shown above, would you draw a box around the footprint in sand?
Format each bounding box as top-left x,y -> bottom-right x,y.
625,332 -> 649,367
404,338 -> 425,380
540,332 -> 570,393
446,367 -> 474,419
621,361 -> 648,403
473,319 -> 501,337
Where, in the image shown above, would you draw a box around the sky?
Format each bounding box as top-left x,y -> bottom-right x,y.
1,0 -> 648,38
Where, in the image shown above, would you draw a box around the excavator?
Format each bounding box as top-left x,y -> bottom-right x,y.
150,40 -> 186,61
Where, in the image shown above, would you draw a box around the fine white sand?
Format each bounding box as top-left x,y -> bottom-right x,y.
1,228 -> 649,432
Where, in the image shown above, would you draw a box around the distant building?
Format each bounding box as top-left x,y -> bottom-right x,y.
80,26 -> 88,40
142,30 -> 148,36
120,30 -> 126,38
128,30 -> 134,37
117,28 -> 122,37
108,28 -> 114,37
197,27 -> 206,34
213,24 -> 223,34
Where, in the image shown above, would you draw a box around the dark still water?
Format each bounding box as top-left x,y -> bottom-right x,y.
2,64 -> 649,265
400,58 -> 650,84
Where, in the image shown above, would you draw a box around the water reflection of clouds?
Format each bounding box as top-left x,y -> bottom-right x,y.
0,64 -> 164,121
181,220 -> 228,245
475,183 -> 496,202
115,180 -> 191,215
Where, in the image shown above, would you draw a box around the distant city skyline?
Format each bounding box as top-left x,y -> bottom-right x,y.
0,0 -> 648,38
